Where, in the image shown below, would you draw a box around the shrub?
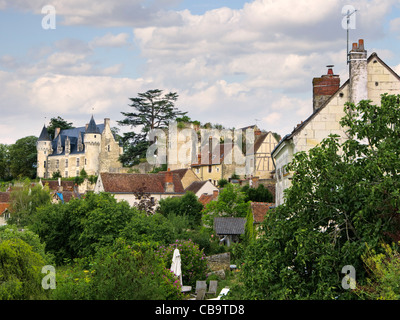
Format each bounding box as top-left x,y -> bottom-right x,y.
51,240 -> 184,300
156,239 -> 209,287
0,238 -> 48,300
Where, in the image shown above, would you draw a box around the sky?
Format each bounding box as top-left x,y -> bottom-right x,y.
1,0 -> 400,144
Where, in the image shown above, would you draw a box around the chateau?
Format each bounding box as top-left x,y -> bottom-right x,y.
37,116 -> 123,179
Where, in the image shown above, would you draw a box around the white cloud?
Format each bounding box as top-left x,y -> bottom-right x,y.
89,32 -> 130,48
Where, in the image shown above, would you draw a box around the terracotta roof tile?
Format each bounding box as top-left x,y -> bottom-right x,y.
251,202 -> 275,223
100,172 -> 185,194
0,192 -> 10,203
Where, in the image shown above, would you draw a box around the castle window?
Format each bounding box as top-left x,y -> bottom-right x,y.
65,171 -> 68,178
65,159 -> 68,168
208,165 -> 212,173
77,158 -> 80,167
107,145 -> 111,152
44,161 -> 46,168
56,160 -> 59,169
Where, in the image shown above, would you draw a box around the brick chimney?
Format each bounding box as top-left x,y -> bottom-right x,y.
312,65 -> 340,112
213,189 -> 219,199
164,168 -> 174,193
349,39 -> 367,105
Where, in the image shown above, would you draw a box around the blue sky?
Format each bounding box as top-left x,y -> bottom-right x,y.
1,0 -> 400,144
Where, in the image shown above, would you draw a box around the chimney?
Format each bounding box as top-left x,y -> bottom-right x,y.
312,65 -> 340,112
349,39 -> 367,105
164,168 -> 174,193
213,189 -> 219,199
54,127 -> 61,139
255,129 -> 261,136
58,177 -> 63,192
104,118 -> 110,127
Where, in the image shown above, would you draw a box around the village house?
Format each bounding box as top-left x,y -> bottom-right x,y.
0,192 -> 10,226
37,116 -> 123,179
250,202 -> 275,235
272,39 -> 400,205
39,178 -> 82,203
245,130 -> 279,181
94,170 -> 186,207
191,142 -> 245,186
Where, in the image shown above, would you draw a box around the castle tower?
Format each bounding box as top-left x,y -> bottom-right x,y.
84,115 -> 101,176
37,125 -> 52,178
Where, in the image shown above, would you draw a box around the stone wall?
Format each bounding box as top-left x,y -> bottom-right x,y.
206,252 -> 231,271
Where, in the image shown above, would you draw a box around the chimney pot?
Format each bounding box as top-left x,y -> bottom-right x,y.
352,42 -> 358,50
358,39 -> 364,50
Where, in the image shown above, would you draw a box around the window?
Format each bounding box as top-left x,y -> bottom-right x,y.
44,161 -> 46,168
196,168 -> 200,174
56,160 -> 59,169
76,170 -> 80,177
216,167 -> 220,173
208,165 -> 212,173
65,159 -> 68,168
77,158 -> 80,167
65,171 -> 68,178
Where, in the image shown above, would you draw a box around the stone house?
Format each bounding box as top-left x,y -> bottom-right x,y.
0,192 -> 10,226
191,142 -> 245,186
37,116 -> 123,179
94,170 -> 186,208
272,39 -> 400,205
184,180 -> 218,198
245,130 -> 279,180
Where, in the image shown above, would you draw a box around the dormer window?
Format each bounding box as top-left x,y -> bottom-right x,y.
57,136 -> 63,154
65,137 -> 71,154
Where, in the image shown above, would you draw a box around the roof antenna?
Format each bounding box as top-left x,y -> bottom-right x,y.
343,7 -> 357,64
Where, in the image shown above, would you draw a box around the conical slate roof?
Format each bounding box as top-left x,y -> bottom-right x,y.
38,125 -> 51,141
86,115 -> 100,134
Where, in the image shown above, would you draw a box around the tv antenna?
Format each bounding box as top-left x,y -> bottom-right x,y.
345,8 -> 357,64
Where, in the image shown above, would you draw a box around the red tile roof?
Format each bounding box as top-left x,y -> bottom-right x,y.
0,192 -> 10,203
251,202 -> 275,224
99,172 -> 185,194
42,180 -> 75,191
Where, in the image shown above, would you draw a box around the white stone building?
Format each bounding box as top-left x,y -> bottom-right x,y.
272,39 -> 400,205
37,116 -> 123,179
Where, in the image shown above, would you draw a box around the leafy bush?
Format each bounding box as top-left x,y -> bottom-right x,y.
51,240 -> 184,300
158,192 -> 203,228
0,238 -> 48,300
156,239 -> 209,287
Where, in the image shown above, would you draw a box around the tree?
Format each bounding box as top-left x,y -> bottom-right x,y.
0,144 -> 11,181
241,184 -> 273,202
158,191 -> 204,228
47,116 -> 74,139
8,136 -> 38,179
9,179 -> 51,227
202,183 -> 250,227
235,94 -> 400,299
118,89 -> 187,166
0,238 -> 47,300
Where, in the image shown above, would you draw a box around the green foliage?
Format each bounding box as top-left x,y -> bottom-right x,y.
47,116 -> 74,139
156,239 -> 209,287
158,191 -> 204,228
217,178 -> 228,188
8,136 -> 38,179
0,144 -> 11,181
356,243 -> 400,299
8,179 -> 51,227
120,212 -> 177,245
31,192 -> 136,264
0,225 -> 54,264
235,95 -> 400,300
203,184 -> 250,227
118,89 -> 187,166
241,184 -> 273,203
0,238 -> 47,300
51,240 -> 183,300
52,170 -> 62,179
